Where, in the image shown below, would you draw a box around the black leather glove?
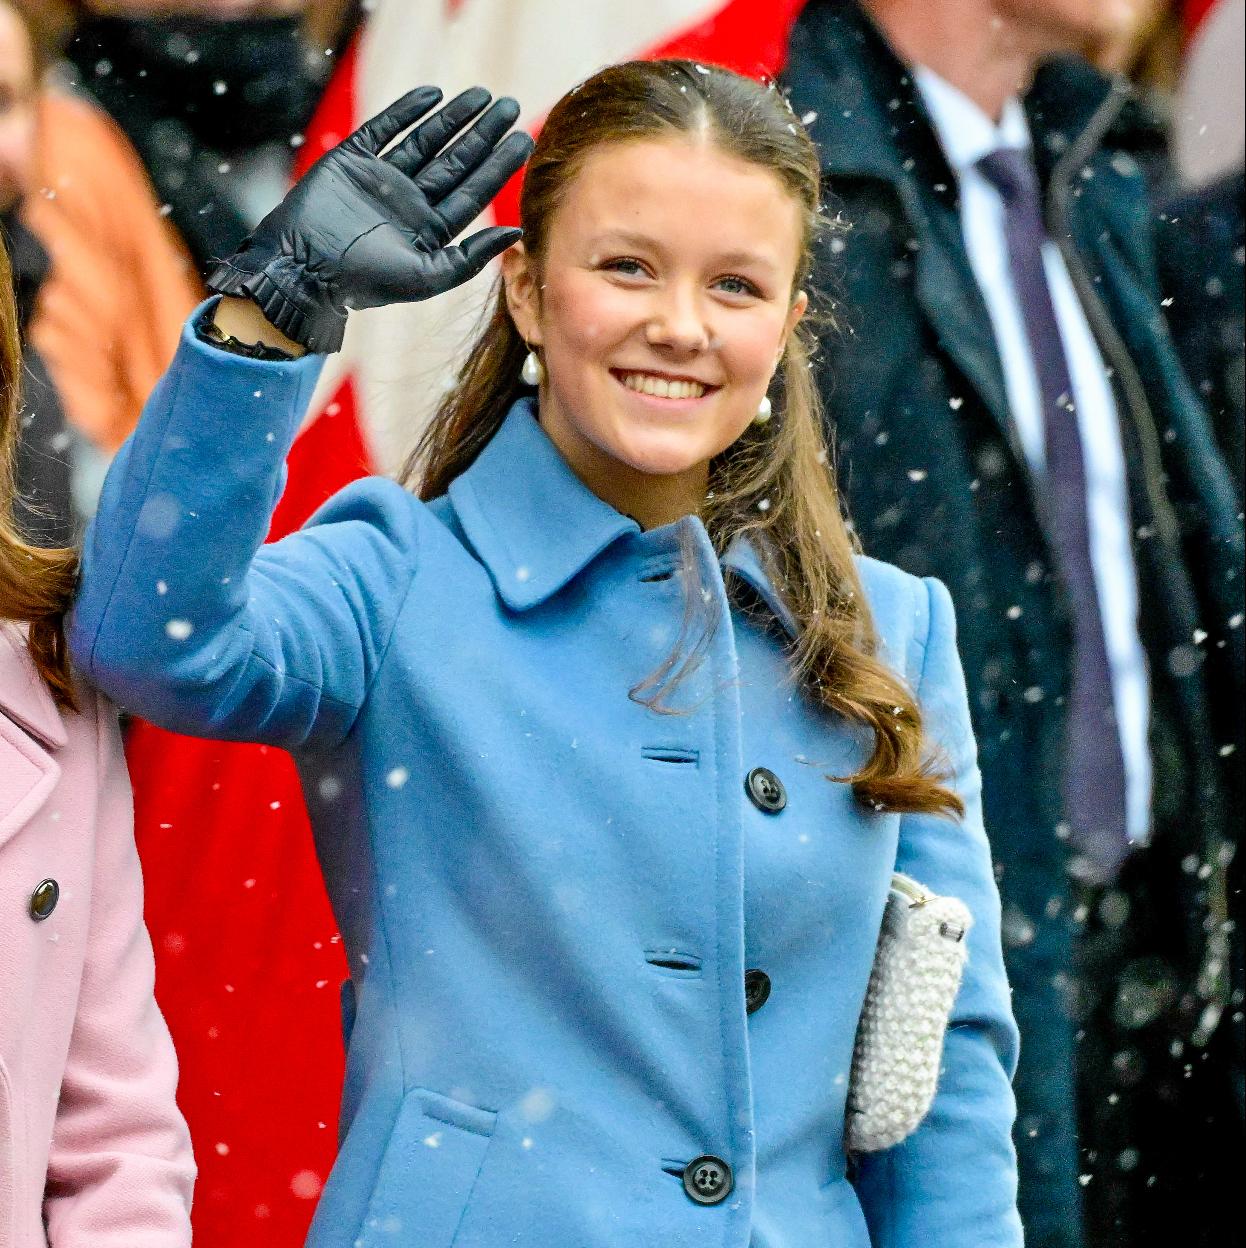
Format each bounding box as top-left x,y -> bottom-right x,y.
206,86 -> 533,353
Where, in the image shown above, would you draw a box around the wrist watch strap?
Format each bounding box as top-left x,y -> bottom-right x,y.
195,307 -> 299,362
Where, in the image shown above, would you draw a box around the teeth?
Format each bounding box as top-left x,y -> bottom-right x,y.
621,372 -> 706,399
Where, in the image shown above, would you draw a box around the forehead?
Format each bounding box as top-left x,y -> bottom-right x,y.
549,136 -> 805,269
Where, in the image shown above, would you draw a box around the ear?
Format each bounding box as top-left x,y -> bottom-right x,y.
502,243 -> 543,347
779,289 -> 809,361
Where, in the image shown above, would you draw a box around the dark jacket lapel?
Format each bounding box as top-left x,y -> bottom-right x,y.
788,1 -> 1014,448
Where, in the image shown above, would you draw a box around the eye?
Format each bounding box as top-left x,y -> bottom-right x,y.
714,274 -> 763,298
600,257 -> 651,278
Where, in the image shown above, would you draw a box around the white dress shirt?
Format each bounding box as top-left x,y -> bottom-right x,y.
914,67 -> 1152,843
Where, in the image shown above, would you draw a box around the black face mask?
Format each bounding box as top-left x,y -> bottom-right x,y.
69,14 -> 327,152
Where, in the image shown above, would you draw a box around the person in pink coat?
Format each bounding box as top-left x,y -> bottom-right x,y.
0,240 -> 194,1240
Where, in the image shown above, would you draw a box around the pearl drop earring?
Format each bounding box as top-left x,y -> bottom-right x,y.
521,349 -> 545,387
752,394 -> 773,426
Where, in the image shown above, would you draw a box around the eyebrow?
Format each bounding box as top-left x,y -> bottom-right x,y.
592,229 -> 782,273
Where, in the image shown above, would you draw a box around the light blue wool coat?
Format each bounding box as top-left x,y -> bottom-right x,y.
71,308 -> 1023,1248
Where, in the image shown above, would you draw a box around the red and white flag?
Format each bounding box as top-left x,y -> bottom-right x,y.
126,4 -> 804,1245
1173,0 -> 1245,185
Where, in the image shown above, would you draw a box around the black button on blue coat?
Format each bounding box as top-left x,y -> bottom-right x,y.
682,1155 -> 733,1205
745,968 -> 772,1014
745,767 -> 786,813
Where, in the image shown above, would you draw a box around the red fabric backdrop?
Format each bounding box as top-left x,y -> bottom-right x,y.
1183,0 -> 1220,34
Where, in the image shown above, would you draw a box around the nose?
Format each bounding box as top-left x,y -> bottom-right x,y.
645,286 -> 710,355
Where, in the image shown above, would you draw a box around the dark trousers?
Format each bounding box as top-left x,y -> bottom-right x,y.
1075,845 -> 1245,1248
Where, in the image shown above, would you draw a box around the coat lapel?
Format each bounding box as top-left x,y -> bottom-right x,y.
790,0 -> 1018,459
0,625 -> 65,848
909,216 -> 1016,455
719,535 -> 800,640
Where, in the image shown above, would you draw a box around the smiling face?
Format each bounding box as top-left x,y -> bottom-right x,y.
503,135 -> 808,528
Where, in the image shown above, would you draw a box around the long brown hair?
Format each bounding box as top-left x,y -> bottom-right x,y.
0,234 -> 78,707
405,60 -> 960,818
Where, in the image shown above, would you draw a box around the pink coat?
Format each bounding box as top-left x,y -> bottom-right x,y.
0,625 -> 193,1246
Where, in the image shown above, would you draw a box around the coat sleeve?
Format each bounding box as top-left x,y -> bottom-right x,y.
69,301 -> 422,750
853,576 -> 1024,1247
42,694 -> 195,1246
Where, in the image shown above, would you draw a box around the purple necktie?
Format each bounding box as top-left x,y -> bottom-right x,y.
977,147 -> 1129,881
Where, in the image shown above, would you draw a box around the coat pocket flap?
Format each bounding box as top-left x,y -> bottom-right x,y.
416,1088 -> 497,1138
357,1087 -> 496,1247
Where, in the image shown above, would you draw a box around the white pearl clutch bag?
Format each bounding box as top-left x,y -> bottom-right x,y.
845,872 -> 974,1153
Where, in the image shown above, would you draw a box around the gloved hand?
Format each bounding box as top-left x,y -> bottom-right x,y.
207,86 -> 532,353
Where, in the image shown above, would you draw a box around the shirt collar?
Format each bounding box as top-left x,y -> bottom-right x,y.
0,624 -> 68,750
446,397 -> 798,637
912,65 -> 1032,173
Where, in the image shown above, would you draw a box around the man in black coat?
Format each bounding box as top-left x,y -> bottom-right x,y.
784,4 -> 1243,1246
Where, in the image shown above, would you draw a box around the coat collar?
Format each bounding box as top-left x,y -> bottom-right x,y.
719,534 -> 800,640
445,398 -> 799,637
447,398 -> 641,612
0,624 -> 68,750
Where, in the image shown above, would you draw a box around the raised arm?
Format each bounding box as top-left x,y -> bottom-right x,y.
854,577 -> 1023,1247
69,88 -> 532,750
70,318 -> 403,748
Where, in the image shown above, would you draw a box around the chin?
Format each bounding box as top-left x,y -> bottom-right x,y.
608,428 -> 721,478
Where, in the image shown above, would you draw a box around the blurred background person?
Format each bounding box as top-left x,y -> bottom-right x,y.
25,82 -> 200,491
1153,0 -> 1243,501
0,0 -> 73,546
8,0 -> 200,529
63,0 -> 362,275
784,3 -> 1241,1248
1169,0 -> 1243,186
1085,0 -> 1244,511
1090,0 -> 1183,115
1078,0 -> 1180,190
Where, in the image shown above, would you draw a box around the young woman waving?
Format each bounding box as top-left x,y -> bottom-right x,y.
71,66 -> 1021,1247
